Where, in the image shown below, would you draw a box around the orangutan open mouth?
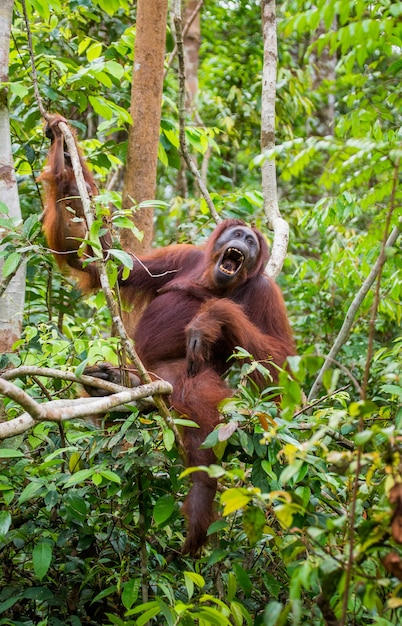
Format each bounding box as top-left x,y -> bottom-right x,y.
219,247 -> 245,275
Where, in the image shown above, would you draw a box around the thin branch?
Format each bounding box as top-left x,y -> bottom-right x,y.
173,0 -> 221,224
164,0 -> 204,78
49,121 -> 185,457
340,446 -> 362,625
261,0 -> 289,279
20,0 -> 49,121
293,384 -> 351,419
308,222 -> 401,401
361,158 -> 400,399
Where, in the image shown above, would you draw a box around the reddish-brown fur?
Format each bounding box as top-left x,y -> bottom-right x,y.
38,115 -> 101,289
40,116 -> 296,556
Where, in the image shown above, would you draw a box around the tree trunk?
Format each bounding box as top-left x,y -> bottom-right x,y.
309,22 -> 336,137
0,0 -> 26,353
122,0 -> 169,255
184,0 -> 201,111
261,0 -> 289,279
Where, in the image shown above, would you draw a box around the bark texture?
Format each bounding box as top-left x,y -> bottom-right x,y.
0,0 -> 26,352
122,0 -> 169,255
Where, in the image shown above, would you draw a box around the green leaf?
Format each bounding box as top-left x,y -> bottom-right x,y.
221,487 -> 252,515
354,430 -> 374,446
153,494 -> 175,525
32,542 -> 52,580
201,428 -> 220,449
10,82 -> 30,99
122,578 -> 140,610
184,571 -> 205,600
381,384 -> 402,399
88,95 -> 114,120
2,251 -> 21,277
233,562 -> 252,596
262,572 -> 281,599
64,493 -> 88,525
18,481 -> 43,505
100,469 -> 121,484
197,606 -> 232,625
64,468 -> 94,487
86,41 -> 102,61
243,506 -> 266,546
162,425 -> 175,451
104,60 -> 125,80
109,248 -> 134,269
263,601 -> 285,626
0,510 -> 12,536
0,449 -> 24,458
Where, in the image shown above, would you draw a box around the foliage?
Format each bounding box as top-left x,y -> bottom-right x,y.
0,0 -> 401,624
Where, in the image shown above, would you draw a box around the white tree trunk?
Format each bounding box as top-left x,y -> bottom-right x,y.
0,0 -> 25,352
261,0 -> 289,279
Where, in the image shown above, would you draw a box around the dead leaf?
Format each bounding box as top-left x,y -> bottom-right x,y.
218,421 -> 238,442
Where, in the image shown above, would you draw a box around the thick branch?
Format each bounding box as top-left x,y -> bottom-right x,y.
0,377 -> 172,440
261,0 -> 289,279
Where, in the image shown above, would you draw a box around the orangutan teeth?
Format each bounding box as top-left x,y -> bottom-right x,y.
220,248 -> 245,274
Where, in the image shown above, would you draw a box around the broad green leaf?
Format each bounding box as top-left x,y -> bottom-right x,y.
0,449 -> 23,458
100,469 -> 121,484
221,488 -> 252,515
18,481 -> 43,505
263,601 -> 285,626
109,248 -> 134,269
153,494 -> 175,525
2,251 -> 21,277
64,493 -> 88,525
122,578 -> 140,610
88,95 -> 114,120
86,41 -> 102,62
32,542 -> 52,580
92,472 -> 103,486
233,563 -> 252,596
162,425 -> 175,451
64,468 -> 94,487
243,506 -> 266,546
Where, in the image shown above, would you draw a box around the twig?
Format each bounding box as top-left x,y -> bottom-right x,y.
173,0 -> 221,224
361,158 -> 400,398
261,0 -> 290,279
340,447 -> 361,625
20,0 -> 49,121
164,0 -> 204,78
294,422 -> 354,451
293,384 -> 351,419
